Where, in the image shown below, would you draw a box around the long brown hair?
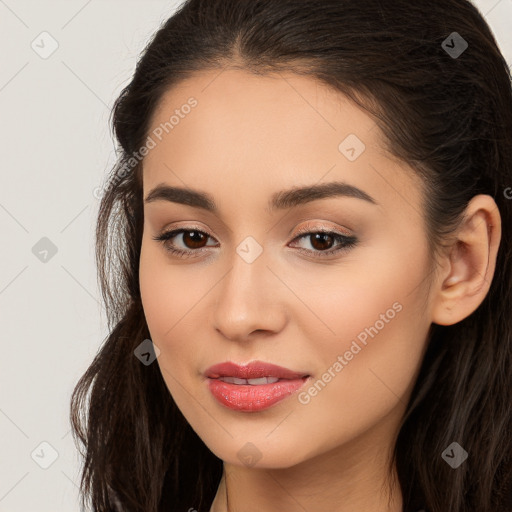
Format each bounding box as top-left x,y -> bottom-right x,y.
70,1 -> 512,510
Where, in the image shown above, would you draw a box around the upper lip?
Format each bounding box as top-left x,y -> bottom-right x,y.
205,360 -> 309,380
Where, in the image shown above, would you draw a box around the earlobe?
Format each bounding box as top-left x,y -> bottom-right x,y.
431,195 -> 501,326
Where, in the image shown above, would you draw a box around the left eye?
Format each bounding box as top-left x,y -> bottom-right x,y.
290,230 -> 357,256
152,228 -> 358,259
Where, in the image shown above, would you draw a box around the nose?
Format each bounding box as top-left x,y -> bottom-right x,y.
212,246 -> 288,343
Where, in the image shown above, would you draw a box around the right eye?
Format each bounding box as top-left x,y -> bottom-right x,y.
152,228 -> 218,258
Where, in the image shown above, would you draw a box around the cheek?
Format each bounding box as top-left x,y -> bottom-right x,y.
285,236 -> 428,349
294,240 -> 431,425
139,236 -> 201,333
139,244 -> 167,334
139,246 -> 200,413
139,243 -> 187,357
296,305 -> 426,460
310,264 -> 424,358
139,242 -> 217,380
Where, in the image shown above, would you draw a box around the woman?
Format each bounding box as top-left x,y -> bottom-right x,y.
70,0 -> 512,510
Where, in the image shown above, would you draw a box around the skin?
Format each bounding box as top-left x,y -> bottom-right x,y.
138,69 -> 501,512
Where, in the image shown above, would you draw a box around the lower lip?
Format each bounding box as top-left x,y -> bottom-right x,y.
207,377 -> 309,412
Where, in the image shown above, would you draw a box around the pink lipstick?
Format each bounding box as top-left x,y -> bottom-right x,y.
205,361 -> 310,412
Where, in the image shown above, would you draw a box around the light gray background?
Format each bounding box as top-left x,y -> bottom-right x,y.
0,1 -> 511,510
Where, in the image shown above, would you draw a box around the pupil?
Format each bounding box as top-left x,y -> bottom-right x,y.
185,231 -> 206,248
312,233 -> 333,250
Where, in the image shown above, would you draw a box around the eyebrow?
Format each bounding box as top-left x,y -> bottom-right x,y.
144,180 -> 378,213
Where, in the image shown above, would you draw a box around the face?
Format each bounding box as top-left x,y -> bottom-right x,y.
139,69 -> 437,469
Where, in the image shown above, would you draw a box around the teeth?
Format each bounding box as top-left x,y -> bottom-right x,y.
218,376 -> 280,385
221,377 -> 247,384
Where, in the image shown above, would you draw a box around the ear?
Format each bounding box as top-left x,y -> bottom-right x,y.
431,194 -> 502,326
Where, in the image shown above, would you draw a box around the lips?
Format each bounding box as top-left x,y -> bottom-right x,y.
204,360 -> 311,412
205,360 -> 309,381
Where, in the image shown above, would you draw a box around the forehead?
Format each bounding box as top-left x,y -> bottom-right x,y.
146,68 -> 378,153
142,68 -> 423,216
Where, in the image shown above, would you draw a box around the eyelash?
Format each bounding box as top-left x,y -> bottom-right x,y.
152,225 -> 358,259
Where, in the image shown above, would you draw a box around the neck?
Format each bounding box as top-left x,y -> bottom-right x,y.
209,421 -> 403,512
